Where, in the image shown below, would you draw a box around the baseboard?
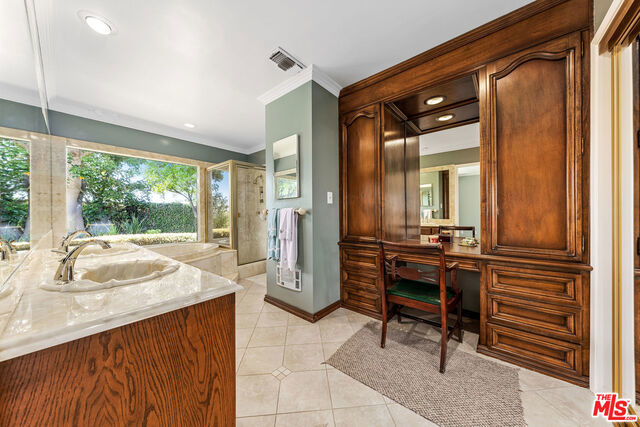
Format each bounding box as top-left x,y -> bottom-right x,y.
263,295 -> 341,323
340,303 -> 382,320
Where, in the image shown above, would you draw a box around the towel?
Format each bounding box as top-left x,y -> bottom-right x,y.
279,208 -> 298,271
267,208 -> 280,261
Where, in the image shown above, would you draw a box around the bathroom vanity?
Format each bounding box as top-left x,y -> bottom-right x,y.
0,243 -> 241,425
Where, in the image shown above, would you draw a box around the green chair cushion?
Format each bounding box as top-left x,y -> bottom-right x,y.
387,279 -> 454,305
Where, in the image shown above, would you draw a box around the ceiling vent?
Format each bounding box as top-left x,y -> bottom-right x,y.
269,47 -> 305,72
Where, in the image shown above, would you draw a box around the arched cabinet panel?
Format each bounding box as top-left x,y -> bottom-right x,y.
340,105 -> 381,242
483,33 -> 583,262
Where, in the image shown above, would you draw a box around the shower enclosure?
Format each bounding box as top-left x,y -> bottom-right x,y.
207,160 -> 266,265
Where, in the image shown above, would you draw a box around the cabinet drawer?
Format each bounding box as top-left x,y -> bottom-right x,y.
488,294 -> 582,342
341,247 -> 379,272
487,264 -> 582,306
487,324 -> 582,376
342,267 -> 379,291
341,283 -> 380,314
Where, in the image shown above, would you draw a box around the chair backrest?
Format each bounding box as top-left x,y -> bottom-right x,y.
438,225 -> 475,238
379,241 -> 447,288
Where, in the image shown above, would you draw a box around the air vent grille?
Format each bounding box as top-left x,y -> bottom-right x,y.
269,47 -> 304,72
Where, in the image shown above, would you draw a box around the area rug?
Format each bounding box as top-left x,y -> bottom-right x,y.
325,321 -> 525,427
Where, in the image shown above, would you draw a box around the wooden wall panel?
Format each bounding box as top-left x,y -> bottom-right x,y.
0,294 -> 235,427
484,33 -> 582,262
341,106 -> 380,242
405,128 -> 421,240
383,106 -> 407,241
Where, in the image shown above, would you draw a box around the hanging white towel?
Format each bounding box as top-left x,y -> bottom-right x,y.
279,208 -> 298,271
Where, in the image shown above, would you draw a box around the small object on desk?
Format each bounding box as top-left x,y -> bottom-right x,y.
438,234 -> 451,243
428,235 -> 439,243
459,237 -> 479,247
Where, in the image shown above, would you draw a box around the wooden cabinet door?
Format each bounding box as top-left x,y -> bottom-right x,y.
340,105 -> 381,242
482,33 -> 583,261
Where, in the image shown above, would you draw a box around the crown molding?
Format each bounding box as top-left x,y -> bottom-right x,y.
257,64 -> 342,105
246,143 -> 266,154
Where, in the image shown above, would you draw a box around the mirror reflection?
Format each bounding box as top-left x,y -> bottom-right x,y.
420,168 -> 451,221
273,134 -> 299,199
417,124 -> 480,239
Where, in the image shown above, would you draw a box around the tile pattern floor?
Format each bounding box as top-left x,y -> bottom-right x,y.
236,274 -> 607,426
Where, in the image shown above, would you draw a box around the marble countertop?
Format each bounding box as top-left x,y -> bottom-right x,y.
0,242 -> 243,362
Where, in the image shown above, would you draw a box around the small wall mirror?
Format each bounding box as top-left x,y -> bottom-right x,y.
273,134 -> 299,199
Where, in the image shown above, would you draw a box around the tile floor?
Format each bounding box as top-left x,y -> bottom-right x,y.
236,274 -> 607,426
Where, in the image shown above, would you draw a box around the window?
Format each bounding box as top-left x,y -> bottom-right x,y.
207,164 -> 231,246
0,138 -> 30,249
66,148 -> 198,245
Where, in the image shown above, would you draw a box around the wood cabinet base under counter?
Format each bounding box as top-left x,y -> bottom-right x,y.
0,293 -> 235,426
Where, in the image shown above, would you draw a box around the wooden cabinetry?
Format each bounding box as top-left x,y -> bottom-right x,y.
338,1 -> 591,386
482,263 -> 589,384
340,105 -> 381,243
340,243 -> 381,317
482,33 -> 584,263
0,294 -> 236,426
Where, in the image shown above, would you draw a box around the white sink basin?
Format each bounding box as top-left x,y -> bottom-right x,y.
75,244 -> 136,258
40,259 -> 180,292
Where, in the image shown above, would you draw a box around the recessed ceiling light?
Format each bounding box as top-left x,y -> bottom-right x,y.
78,11 -> 115,35
425,96 -> 446,105
436,114 -> 455,122
184,123 -> 196,129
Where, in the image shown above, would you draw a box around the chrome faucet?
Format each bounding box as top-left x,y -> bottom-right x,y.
54,239 -> 111,283
59,230 -> 93,253
0,239 -> 16,261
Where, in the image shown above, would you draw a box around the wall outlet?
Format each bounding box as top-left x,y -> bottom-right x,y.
327,191 -> 333,204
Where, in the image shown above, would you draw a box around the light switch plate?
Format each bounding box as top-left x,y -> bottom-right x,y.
327,191 -> 333,204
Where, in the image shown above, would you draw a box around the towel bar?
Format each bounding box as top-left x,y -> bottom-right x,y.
260,208 -> 306,216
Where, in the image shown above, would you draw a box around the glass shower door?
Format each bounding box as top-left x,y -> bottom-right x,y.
236,165 -> 266,264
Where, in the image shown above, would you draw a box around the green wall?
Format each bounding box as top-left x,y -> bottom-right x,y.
0,99 -> 48,135
310,82 -> 340,313
265,82 -> 315,313
0,98 -> 247,163
420,147 -> 479,168
248,149 -> 266,165
594,0 -> 613,32
264,81 -> 339,314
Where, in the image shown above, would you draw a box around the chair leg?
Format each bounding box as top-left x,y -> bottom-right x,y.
439,310 -> 448,373
457,296 -> 464,343
381,314 -> 388,348
381,298 -> 388,348
397,310 -> 402,324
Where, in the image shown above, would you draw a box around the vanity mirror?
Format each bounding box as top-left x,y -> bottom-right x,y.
273,134 -> 299,199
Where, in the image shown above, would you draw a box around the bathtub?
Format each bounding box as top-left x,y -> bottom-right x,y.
146,242 -> 239,280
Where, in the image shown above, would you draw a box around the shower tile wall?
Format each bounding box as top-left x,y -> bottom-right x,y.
236,166 -> 267,265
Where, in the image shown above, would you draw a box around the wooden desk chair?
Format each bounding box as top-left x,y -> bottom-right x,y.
379,241 -> 463,373
438,225 -> 475,238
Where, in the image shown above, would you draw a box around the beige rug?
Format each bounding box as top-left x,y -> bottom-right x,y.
325,321 -> 525,427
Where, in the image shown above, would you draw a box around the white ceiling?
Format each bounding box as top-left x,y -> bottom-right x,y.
419,123 -> 480,156
0,0 -> 531,154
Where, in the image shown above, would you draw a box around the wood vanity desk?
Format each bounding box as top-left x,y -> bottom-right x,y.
338,0 -> 592,386
384,237 -> 482,273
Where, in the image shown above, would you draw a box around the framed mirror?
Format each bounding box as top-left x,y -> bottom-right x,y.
419,164 -> 456,225
273,134 -> 299,199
